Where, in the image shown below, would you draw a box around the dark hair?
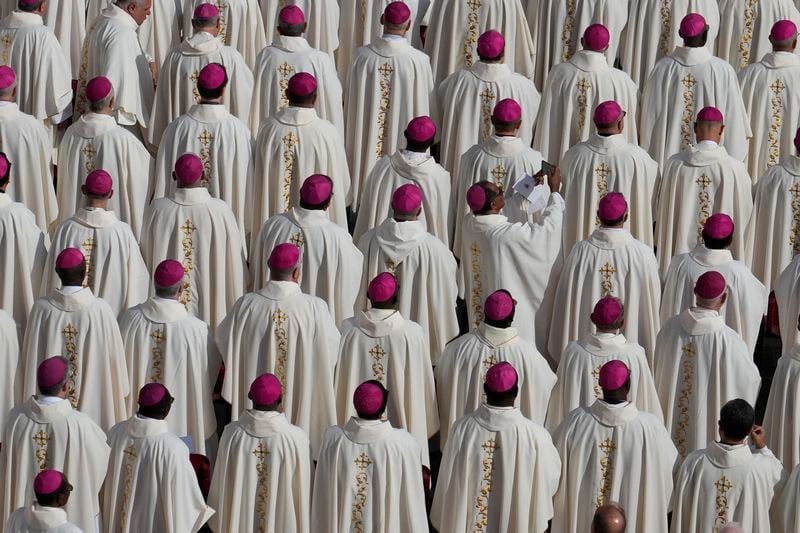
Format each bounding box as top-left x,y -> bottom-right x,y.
683,29 -> 709,48
404,137 -> 434,153
288,92 -> 316,106
702,232 -> 733,250
197,74 -> 228,100
719,399 -> 755,440
0,151 -> 11,185
299,196 -> 332,211
279,22 -> 305,36
475,182 -> 502,214
18,0 -> 45,11
599,213 -> 626,227
35,479 -> 68,507
491,117 -> 521,132
55,264 -> 86,286
484,383 -> 518,404
138,393 -> 173,419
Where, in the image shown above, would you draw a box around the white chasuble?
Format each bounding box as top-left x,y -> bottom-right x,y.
717,0 -> 800,71
335,309 -> 439,466
435,61 -> 539,174
661,246 -> 768,355
216,280 -> 340,457
560,132 -> 659,253
208,410 -> 311,533
431,404 -> 561,533
344,37 -> 434,210
152,104 -> 252,238
772,462 -> 800,532
547,227 -> 661,363
747,155 -> 800,290
0,103 -> 56,232
39,0 -> 85,80
250,35 -> 343,134
140,188 -> 247,333
776,254 -> 800,349
118,297 -> 219,454
356,218 -> 459,365
545,333 -> 662,432
147,31 -> 254,146
41,208 -> 149,317
670,442 -> 784,532
551,401 -> 677,533
5,504 -> 82,532
654,308 -> 761,462
640,46 -> 751,167
0,397 -> 110,533
739,52 -> 800,180
423,0 -> 534,86
21,288 -> 129,430
619,0 -> 719,87
259,0 -> 340,58
182,0 -> 266,68
0,309 -> 17,436
251,106 -> 351,247
763,343 -> 800,470
434,324 -> 556,447
102,416 -> 215,533
0,193 -> 47,331
135,0 -> 180,70
534,50 -> 639,165
353,151 -> 451,247
56,112 -> 153,237
250,206 -> 363,325
311,417 -> 428,533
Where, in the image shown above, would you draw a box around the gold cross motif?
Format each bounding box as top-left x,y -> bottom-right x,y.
150,329 -> 165,344
81,143 -> 96,160
576,78 -> 592,92
354,453 -> 373,469
479,88 -> 495,103
32,430 -> 50,447
123,444 -> 138,460
490,164 -> 507,186
481,439 -> 497,454
278,62 -> 294,77
695,174 -> 711,188
0,34 -> 12,64
681,74 -> 697,89
599,262 -> 617,296
591,365 -> 603,398
289,232 -> 305,247
62,324 -> 78,337
282,132 -> 298,149
385,260 -> 397,274
180,220 -> 197,234
771,79 -> 786,95
714,476 -> 733,493
369,343 -> 387,382
197,129 -> 214,145
190,70 -> 201,102
467,0 -> 481,10
598,438 -> 616,454
682,342 -> 697,358
479,88 -> 496,140
378,62 -> 395,77
790,182 -> 800,251
272,309 -> 288,327
595,162 -> 611,179
252,442 -> 270,461
369,344 -> 386,360
576,78 -> 592,142
483,352 -> 498,369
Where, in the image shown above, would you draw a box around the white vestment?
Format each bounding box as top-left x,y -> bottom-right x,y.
717,0 -> 800,71
431,404 -> 561,533
102,415 -> 214,533
772,462 -> 800,532
356,218 -> 459,364
670,442 -> 784,532
182,0 -> 265,68
311,417 -> 428,533
547,227 -> 661,363
216,280 -> 339,457
40,208 -> 148,317
776,254 -> 800,349
0,396 -> 110,533
140,187 -> 247,333
252,106 -> 350,245
0,309 -> 18,436
764,343 -> 800,470
259,0 -> 339,58
661,245 -> 768,355
21,288 -> 129,430
5,504 -> 82,533
135,0 -> 180,70
208,410 -> 311,533
147,31 -> 254,146
545,332 -> 662,432
434,324 -> 557,447
250,34 -> 343,134
118,297 -> 219,454
435,61 -> 540,173
335,308 -> 438,466
654,308 -> 761,461
560,132 -> 659,252
250,206 -> 363,325
344,37 -> 434,210
640,46 -> 751,166
353,151 -> 451,246
36,0 -> 85,80
56,112 -> 153,237
551,401 -> 677,533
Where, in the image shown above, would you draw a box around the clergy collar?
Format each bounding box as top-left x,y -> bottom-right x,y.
72,112 -> 118,138
586,132 -> 628,154
569,50 -> 609,72
272,34 -> 311,52
24,504 -> 70,530
181,31 -> 223,56
287,205 -> 330,228
761,51 -> 800,69
399,149 -> 430,162
580,332 -> 628,355
171,187 -> 211,205
470,61 -> 512,82
472,403 -> 523,431
689,245 -> 733,267
238,409 -> 289,437
391,151 -> 434,177
342,416 -> 393,443
695,140 -> 719,152
6,10 -> 44,27
259,279 -> 302,301
683,142 -> 727,166
779,153 -> 800,176
141,296 -> 188,323
369,35 -> 411,57
670,45 -> 712,67
375,218 -> 427,263
0,192 -> 12,209
476,322 -> 518,347
0,102 -> 20,121
355,308 -> 405,338
127,414 -> 169,438
187,103 -> 230,123
277,106 -> 318,126
587,226 -> 633,250
589,400 -> 638,427
49,286 -> 95,311
23,395 -> 73,423
104,4 -> 139,31
705,440 -> 752,468
471,213 -> 508,229
679,306 -> 725,335
72,206 -> 118,228
481,134 -> 525,157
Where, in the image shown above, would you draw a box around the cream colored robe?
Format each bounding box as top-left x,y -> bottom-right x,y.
21,288 -> 129,430
118,297 -> 219,454
776,254 -> 800,349
435,61 -> 540,174
551,401 -> 677,533
654,142 -> 754,278
0,396 -> 110,533
5,504 -> 82,532
660,245 -> 768,355
434,324 -> 557,447
560,132 -> 659,253
344,37 -> 434,210
208,410 -> 311,533
40,208 -> 148,317
335,308 -> 438,466
152,104 -> 252,238
56,112 -> 153,237
772,462 -> 800,532
0,103 -> 57,232
251,106 -> 351,247
717,0 -> 800,71
250,34 -> 343,134
534,50 -> 640,165
763,343 -> 800,470
216,280 -> 340,457
147,31 -> 254,146
0,309 -> 18,438
102,415 -> 215,533
431,404 -> 561,533
183,0 -> 266,68
39,0 -> 85,80
654,308 -> 761,462
640,46 -> 751,167
545,333 -> 662,432
670,442 -> 784,532
353,151 -> 451,246
250,206 -> 362,325
140,187 -> 247,333
356,218 -> 458,364
311,417 -> 428,533
259,0 -> 340,58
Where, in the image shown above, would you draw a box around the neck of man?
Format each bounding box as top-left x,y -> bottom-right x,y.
596,127 -> 619,137
493,129 -> 516,138
383,28 -> 407,38
290,101 -> 314,109
199,97 -> 222,105
85,198 -> 107,209
178,182 -> 203,190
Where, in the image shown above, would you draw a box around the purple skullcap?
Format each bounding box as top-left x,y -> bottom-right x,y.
492,98 -> 522,122
278,5 -> 305,24
138,383 -> 169,408
598,360 -> 629,390
405,116 -> 436,143
268,242 -> 301,270
795,127 -> 800,153
484,290 -> 514,321
679,13 -> 706,38
0,152 -> 10,178
771,20 -> 797,41
383,1 -> 411,24
174,153 -> 204,185
250,373 -> 282,405
0,65 -> 15,89
153,259 -> 185,287
55,248 -> 84,269
485,361 -> 517,393
300,174 -> 333,205
697,106 -> 723,122
287,72 -> 317,98
466,183 -> 487,212
37,357 -> 68,389
703,213 -> 734,240
590,296 -> 623,327
193,2 -> 219,19
593,100 -> 623,128
477,30 -> 504,59
197,63 -> 227,91
597,192 -> 628,223
367,272 -> 397,303
33,470 -> 63,495
85,76 -> 112,102
694,270 -> 727,299
84,169 -> 113,196
391,183 -> 423,214
353,381 -> 385,416
583,24 -> 610,51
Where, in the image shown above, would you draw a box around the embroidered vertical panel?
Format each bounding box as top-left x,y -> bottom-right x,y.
470,242 -> 484,327
272,309 -> 289,388
62,324 -> 80,407
179,219 -> 197,306
375,62 -> 395,158
674,341 -> 696,457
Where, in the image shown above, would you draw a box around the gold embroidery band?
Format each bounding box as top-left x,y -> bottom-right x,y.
713,475 -> 733,532
767,79 -> 785,167
674,341 -> 696,457
253,441 -> 270,531
789,182 -> 800,252
272,309 -> 289,388
594,162 -> 611,226
149,329 -> 165,383
197,129 -> 214,188
479,88 -> 496,142
575,78 -> 592,143
561,0 -> 577,61
473,438 -> 497,531
695,174 -> 711,243
464,0 -> 482,67
596,438 -> 616,507
81,237 -> 95,288
62,324 -> 80,407
179,219 -> 197,305
375,62 -> 395,158
278,62 -> 295,109
281,132 -> 298,212
118,444 -> 139,533
738,0 -> 757,70
680,73 -> 697,150
599,262 -> 617,297
33,429 -> 50,470
352,453 -> 372,532
81,143 -> 97,173
470,242 -> 484,327
658,0 -> 672,56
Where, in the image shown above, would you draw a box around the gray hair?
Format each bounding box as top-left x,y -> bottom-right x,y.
0,83 -> 15,99
115,0 -> 147,9
155,280 -> 183,298
88,88 -> 115,113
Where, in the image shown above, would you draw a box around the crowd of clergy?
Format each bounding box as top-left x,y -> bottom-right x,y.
6,0 -> 800,529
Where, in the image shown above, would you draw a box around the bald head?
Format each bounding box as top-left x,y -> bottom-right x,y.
591,504 -> 626,533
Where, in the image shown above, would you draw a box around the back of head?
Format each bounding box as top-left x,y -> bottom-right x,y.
0,151 -> 11,188
719,399 -> 754,441
0,65 -> 17,100
679,13 -> 709,47
277,5 -> 305,36
192,2 -> 220,32
769,20 -> 797,51
597,192 -> 628,227
196,62 -> 228,101
137,383 -> 173,419
353,380 -> 388,419
701,213 -> 734,250
466,181 -> 502,215
591,503 -> 627,533
483,361 -> 518,405
54,248 -> 86,286
17,0 -> 45,14
33,470 -> 71,508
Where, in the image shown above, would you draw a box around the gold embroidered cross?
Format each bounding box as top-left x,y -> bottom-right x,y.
771,79 -> 786,95
81,237 -> 94,254
180,220 -> 197,234
470,242 -> 481,255
272,309 -> 288,327
123,444 -> 138,460
682,342 -> 697,358
82,143 -> 96,160
591,365 -> 603,397
790,183 -> 800,199
479,88 -> 495,103
197,129 -> 214,146
252,442 -> 270,461
696,174 -> 711,188
32,430 -> 50,447
289,232 -> 305,247
385,260 -> 397,274
282,132 -> 298,149
483,352 -> 498,369
0,34 -> 12,63
598,438 -> 616,454
681,73 -> 697,89
595,162 -> 611,179
481,438 -> 497,453
490,164 -> 507,186
714,475 -> 733,493
150,329 -> 165,344
378,62 -> 395,78
369,344 -> 386,360
467,0 -> 482,10
278,62 -> 294,77
354,453 -> 373,469
599,262 -> 617,296
576,78 -> 592,92
62,324 -> 78,339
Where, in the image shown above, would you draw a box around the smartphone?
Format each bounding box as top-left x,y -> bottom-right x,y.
541,160 -> 556,176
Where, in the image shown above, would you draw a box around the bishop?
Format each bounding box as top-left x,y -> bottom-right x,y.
4,470 -> 82,533
717,0 -> 800,71
183,0 -> 266,68
763,312 -> 800,469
